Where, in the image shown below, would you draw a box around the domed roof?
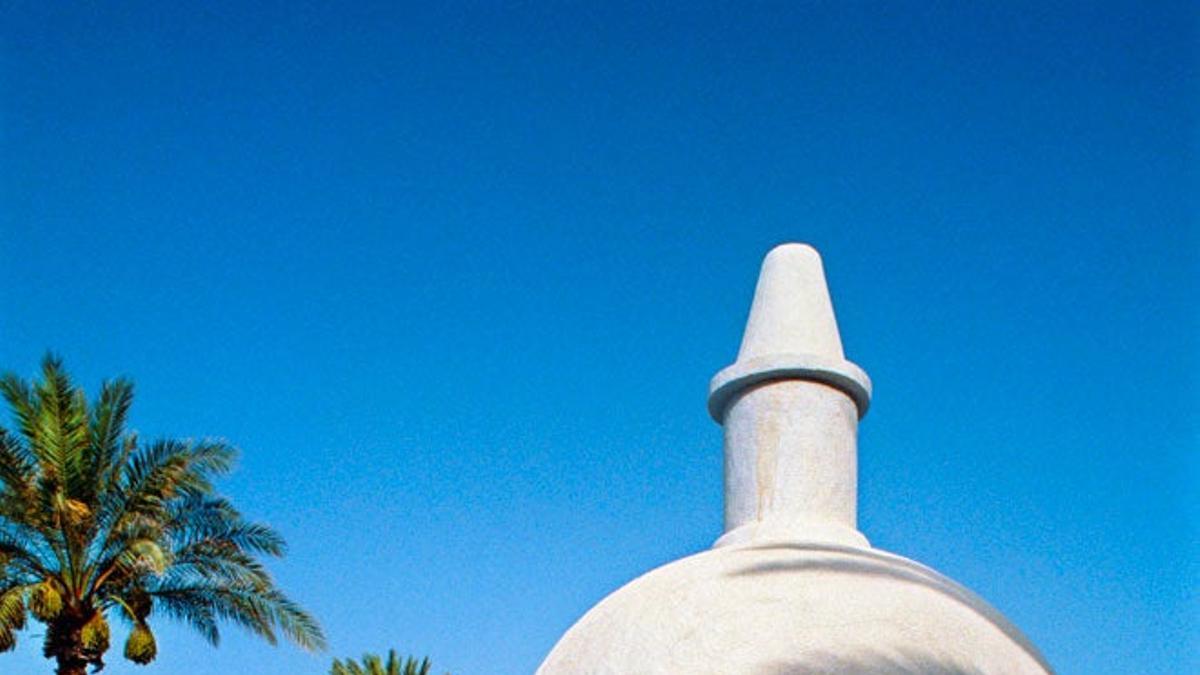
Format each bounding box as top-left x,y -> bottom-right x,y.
538,542 -> 1050,674
538,245 -> 1050,673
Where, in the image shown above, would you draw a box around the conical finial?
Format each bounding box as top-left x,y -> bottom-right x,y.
737,243 -> 845,361
708,244 -> 870,421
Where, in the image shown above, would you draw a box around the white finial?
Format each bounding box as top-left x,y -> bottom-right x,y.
737,243 -> 845,361
709,243 -> 872,549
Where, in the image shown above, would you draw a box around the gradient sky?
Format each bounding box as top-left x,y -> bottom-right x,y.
1,2 -> 1196,673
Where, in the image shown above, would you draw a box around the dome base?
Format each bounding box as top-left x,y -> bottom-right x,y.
539,543 -> 1050,675
713,520 -> 870,550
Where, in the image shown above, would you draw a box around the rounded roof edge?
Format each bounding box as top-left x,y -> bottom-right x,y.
539,542 -> 1051,674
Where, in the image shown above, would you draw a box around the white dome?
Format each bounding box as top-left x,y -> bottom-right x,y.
539,245 -> 1051,673
538,541 -> 1050,674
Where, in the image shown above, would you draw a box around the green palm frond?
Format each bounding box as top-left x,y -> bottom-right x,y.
27,356 -> 90,498
85,378 -> 134,499
331,659 -> 365,675
0,355 -> 325,670
0,370 -> 42,454
0,428 -> 36,500
331,651 -> 436,675
0,583 -> 29,634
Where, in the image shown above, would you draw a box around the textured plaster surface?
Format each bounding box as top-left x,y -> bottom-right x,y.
718,380 -> 864,549
538,543 -> 1052,674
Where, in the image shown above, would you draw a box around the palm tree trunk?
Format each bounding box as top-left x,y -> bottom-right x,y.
55,660 -> 88,675
48,618 -> 91,675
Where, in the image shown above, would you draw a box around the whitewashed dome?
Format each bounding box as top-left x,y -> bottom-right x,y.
539,245 -> 1051,674
538,542 -> 1049,674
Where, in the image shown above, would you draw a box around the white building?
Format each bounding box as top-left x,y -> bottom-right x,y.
539,244 -> 1051,674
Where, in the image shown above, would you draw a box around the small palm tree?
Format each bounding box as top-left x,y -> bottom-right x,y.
331,651 -> 439,675
0,355 -> 325,674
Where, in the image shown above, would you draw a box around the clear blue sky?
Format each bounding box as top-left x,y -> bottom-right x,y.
1,2 -> 1195,673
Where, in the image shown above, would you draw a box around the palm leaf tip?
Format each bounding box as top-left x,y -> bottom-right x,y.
330,651 -> 435,675
276,597 -> 327,651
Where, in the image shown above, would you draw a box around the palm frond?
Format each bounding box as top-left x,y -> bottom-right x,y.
331,651 -> 434,675
0,584 -> 29,633
91,439 -> 236,561
146,586 -> 220,645
85,378 -> 134,501
30,355 -> 90,498
0,372 -> 40,450
0,529 -> 52,580
148,582 -> 325,652
0,428 -> 35,498
331,659 -> 367,675
161,495 -> 286,557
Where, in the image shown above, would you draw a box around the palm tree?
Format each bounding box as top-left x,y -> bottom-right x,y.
331,650 -> 439,675
0,355 -> 325,674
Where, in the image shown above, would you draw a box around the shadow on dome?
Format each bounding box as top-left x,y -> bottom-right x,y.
726,543 -> 1051,673
760,648 -> 985,674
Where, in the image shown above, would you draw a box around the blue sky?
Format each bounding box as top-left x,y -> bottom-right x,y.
1,2 -> 1195,673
